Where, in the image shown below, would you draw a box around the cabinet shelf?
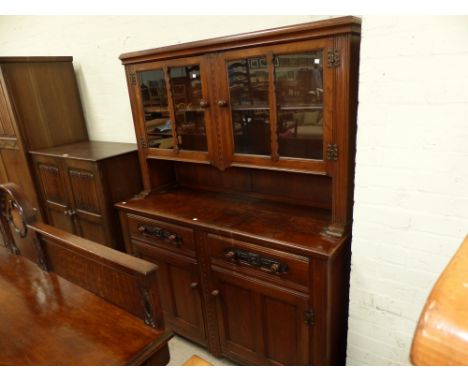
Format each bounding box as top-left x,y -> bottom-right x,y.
279,104 -> 323,111
231,105 -> 270,111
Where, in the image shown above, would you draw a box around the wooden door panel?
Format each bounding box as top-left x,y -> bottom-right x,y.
34,157 -> 74,233
47,208 -> 76,234
67,168 -> 101,214
132,240 -> 206,345
262,295 -> 306,365
36,163 -> 68,206
212,266 -> 310,365
77,218 -> 107,245
219,282 -> 257,352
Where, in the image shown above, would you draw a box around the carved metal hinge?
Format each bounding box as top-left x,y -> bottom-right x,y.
129,72 -> 137,85
139,137 -> 147,149
327,143 -> 338,161
304,309 -> 315,326
327,49 -> 340,68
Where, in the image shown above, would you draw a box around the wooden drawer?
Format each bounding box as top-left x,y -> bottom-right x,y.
127,214 -> 195,256
206,233 -> 310,292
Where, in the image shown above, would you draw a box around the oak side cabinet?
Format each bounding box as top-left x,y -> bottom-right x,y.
30,141 -> 142,249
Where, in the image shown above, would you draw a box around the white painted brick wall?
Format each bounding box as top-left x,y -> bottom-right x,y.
1,15 -> 467,365
348,15 -> 468,365
0,15 -> 327,142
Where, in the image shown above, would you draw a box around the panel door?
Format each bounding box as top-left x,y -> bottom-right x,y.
132,240 -> 207,346
33,156 -> 75,233
211,266 -> 310,365
64,163 -> 108,245
131,55 -> 215,165
216,38 -> 334,173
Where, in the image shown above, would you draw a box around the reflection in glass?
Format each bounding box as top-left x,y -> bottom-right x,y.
139,70 -> 173,149
227,57 -> 270,156
275,51 -> 324,160
169,65 -> 208,151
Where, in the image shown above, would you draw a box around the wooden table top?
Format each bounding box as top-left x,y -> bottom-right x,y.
0,248 -> 171,366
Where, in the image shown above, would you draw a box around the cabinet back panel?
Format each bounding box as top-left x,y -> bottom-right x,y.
1,62 -> 88,150
173,162 -> 331,210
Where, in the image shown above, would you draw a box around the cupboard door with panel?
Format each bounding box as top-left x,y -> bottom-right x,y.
30,141 -> 142,249
33,157 -> 75,234
211,266 -> 310,365
132,240 -> 207,346
65,164 -> 108,245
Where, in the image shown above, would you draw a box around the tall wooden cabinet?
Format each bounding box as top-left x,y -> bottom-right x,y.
0,57 -> 88,212
30,141 -> 142,249
0,57 -> 142,249
117,16 -> 361,365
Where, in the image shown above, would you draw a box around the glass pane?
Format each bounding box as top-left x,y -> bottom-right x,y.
275,51 -> 324,160
139,70 -> 173,149
227,57 -> 270,156
169,65 -> 208,152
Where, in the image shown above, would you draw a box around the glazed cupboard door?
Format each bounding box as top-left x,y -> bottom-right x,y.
132,240 -> 207,346
216,39 -> 334,173
130,56 -> 214,164
211,266 -> 310,365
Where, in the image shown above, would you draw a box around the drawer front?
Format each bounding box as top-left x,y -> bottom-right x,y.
206,233 -> 310,291
127,214 -> 195,256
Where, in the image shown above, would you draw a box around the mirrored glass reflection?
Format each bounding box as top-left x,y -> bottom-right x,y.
139,70 -> 173,149
227,57 -> 271,156
275,51 -> 324,160
169,65 -> 208,152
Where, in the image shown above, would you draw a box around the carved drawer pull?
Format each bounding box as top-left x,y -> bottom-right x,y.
217,99 -> 228,107
223,247 -> 289,274
137,224 -> 182,246
190,282 -> 198,289
211,289 -> 220,297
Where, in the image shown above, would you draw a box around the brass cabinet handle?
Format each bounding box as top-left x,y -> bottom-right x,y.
199,99 -> 209,108
217,99 -> 228,107
190,282 -> 198,289
211,289 -> 219,297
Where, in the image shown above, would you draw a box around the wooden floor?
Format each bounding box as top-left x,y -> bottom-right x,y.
168,335 -> 235,366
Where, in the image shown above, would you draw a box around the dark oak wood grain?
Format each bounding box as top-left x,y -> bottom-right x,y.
118,17 -> 360,365
0,252 -> 171,366
30,141 -> 142,249
0,183 -> 172,366
0,57 -> 89,218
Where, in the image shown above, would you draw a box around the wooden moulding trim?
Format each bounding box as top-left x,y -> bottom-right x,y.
0,56 -> 73,63
115,204 -> 348,259
119,16 -> 361,64
29,221 -> 158,277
